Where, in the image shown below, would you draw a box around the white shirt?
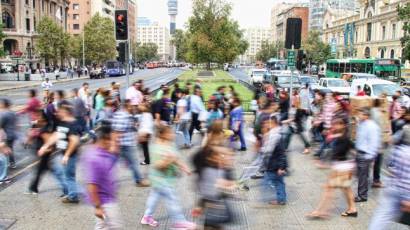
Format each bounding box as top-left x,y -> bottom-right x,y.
41,81 -> 53,90
125,86 -> 143,106
78,87 -> 90,109
138,112 -> 154,135
190,95 -> 205,114
177,98 -> 192,120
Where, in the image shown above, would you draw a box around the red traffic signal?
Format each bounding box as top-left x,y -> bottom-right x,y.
115,10 -> 128,40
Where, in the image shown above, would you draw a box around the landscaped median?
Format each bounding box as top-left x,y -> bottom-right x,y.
176,69 -> 254,111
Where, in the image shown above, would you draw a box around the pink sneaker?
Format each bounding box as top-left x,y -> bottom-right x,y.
171,221 -> 197,230
140,215 -> 159,227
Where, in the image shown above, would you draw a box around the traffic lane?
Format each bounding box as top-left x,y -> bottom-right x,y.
230,68 -> 250,82
0,68 -> 180,107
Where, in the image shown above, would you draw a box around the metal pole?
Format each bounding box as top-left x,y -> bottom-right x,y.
125,0 -> 130,88
82,32 -> 85,67
290,45 -> 294,107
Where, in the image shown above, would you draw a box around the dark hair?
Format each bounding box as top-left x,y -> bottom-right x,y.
29,89 -> 37,97
217,86 -> 225,91
82,82 -> 89,86
111,81 -> 116,86
0,98 -> 11,108
72,88 -> 79,95
95,120 -> 113,140
163,88 -> 170,96
56,90 -> 65,99
58,100 -> 74,114
174,83 -> 179,89
374,98 -> 382,108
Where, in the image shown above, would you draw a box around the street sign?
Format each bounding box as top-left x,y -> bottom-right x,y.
287,50 -> 296,67
330,38 -> 337,56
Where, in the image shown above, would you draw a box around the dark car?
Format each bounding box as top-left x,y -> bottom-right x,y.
273,74 -> 302,94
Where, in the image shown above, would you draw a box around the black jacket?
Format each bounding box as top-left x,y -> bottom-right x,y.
265,140 -> 288,172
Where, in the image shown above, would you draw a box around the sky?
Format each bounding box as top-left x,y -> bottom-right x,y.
136,0 -> 299,29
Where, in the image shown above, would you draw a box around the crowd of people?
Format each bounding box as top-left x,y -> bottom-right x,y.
0,77 -> 409,229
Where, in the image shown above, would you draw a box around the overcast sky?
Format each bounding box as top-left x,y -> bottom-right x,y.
137,0 -> 301,29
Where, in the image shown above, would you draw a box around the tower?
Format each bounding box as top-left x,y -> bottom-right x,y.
168,0 -> 177,61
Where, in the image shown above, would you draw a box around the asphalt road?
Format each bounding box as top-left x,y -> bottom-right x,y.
0,67 -> 184,190
229,67 -> 251,83
0,68 -> 184,108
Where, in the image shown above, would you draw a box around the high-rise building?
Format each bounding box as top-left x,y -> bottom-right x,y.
137,22 -> 170,61
168,0 -> 177,35
137,17 -> 152,26
271,2 -> 294,41
1,0 -> 69,67
67,0 -> 115,36
239,27 -> 273,64
309,0 -> 358,33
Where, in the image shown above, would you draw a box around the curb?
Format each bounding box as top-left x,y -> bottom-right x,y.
0,76 -> 90,92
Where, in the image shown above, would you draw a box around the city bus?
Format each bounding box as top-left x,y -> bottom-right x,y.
266,58 -> 288,71
105,61 -> 125,77
325,58 -> 401,82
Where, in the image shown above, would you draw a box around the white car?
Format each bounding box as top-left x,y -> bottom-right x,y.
318,78 -> 350,97
350,79 -> 401,100
249,69 -> 266,85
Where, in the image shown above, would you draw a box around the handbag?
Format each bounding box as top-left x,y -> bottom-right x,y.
204,199 -> 232,226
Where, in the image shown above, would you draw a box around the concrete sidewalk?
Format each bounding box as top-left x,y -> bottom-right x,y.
0,76 -> 89,92
0,130 -> 408,230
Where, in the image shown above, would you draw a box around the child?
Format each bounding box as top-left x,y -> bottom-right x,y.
140,124 -> 196,229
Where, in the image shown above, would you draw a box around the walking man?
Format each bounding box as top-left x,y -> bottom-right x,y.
354,108 -> 381,202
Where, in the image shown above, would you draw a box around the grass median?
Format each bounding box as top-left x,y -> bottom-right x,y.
176,70 -> 254,104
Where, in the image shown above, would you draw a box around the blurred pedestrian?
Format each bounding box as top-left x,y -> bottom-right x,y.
140,124 -> 195,229
189,87 -> 206,143
138,103 -> 154,165
83,121 -> 122,229
171,83 -> 182,119
369,108 -> 410,229
125,80 -> 144,109
0,98 -> 18,169
112,99 -> 149,187
41,78 -> 53,103
307,118 -> 357,219
26,111 -> 66,195
71,88 -> 88,135
153,88 -> 172,125
229,97 -> 246,151
176,89 -> 192,148
38,100 -> 81,203
19,89 -> 42,122
206,99 -> 223,129
354,108 -> 380,203
371,99 -> 387,188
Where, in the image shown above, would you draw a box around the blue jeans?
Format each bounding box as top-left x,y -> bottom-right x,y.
179,120 -> 191,145
63,154 -> 78,200
230,125 -> 246,149
0,154 -> 8,181
144,186 -> 186,222
120,146 -> 142,183
369,188 -> 405,230
262,171 -> 287,203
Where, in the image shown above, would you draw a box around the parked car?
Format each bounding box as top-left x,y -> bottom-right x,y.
90,67 -> 105,79
350,79 -> 401,100
273,73 -> 302,94
299,75 -> 319,87
318,78 -> 350,97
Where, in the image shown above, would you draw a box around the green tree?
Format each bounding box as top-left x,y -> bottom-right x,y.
36,17 -> 66,66
186,0 -> 248,68
171,29 -> 189,61
398,3 -> 410,62
84,14 -> 116,64
0,24 -> 6,57
68,34 -> 83,65
303,30 -> 331,65
256,40 -> 284,62
133,42 -> 158,63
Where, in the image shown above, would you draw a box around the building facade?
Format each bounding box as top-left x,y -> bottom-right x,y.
136,22 -> 170,61
239,27 -> 273,64
273,5 -> 310,43
270,2 -> 294,42
1,0 -> 69,62
309,0 -> 358,33
323,0 -> 407,61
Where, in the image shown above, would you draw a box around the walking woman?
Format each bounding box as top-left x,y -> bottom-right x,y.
307,118 -> 357,219
138,103 -> 154,165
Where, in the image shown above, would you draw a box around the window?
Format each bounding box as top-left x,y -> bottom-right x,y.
364,84 -> 371,96
33,0 -> 35,8
1,0 -> 10,4
73,14 -> 79,20
380,49 -> 385,58
73,24 -> 80,30
2,11 -> 13,28
73,4 -> 79,10
382,26 -> 386,40
34,17 -> 36,31
355,30 -> 358,43
392,24 -> 396,39
366,23 -> 372,41
390,49 -> 395,59
25,0 -> 29,5
26,18 -> 31,32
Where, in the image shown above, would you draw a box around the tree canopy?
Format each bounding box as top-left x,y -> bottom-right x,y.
36,17 -> 69,66
398,3 -> 410,62
185,0 -> 248,67
132,42 -> 158,63
84,14 -> 117,64
256,41 -> 284,62
303,30 -> 331,65
0,24 -> 6,57
171,29 -> 189,62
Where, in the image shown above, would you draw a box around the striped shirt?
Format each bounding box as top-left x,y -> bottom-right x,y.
388,145 -> 410,200
112,110 -> 137,146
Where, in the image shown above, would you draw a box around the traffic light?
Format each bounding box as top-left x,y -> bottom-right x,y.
115,10 -> 128,40
285,18 -> 302,49
117,42 -> 126,63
